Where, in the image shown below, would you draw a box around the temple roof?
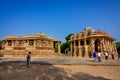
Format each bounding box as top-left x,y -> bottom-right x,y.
3,32 -> 54,40
70,27 -> 115,41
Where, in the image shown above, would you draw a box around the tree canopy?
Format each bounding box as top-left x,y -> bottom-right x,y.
60,42 -> 70,53
61,33 -> 73,53
115,42 -> 120,51
65,33 -> 73,42
0,40 -> 2,50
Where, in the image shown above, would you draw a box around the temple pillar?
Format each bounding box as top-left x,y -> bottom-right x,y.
100,38 -> 102,52
84,39 -> 87,57
104,38 -> 107,51
74,41 -> 76,56
90,38 -> 94,53
34,40 -> 36,47
70,42 -> 73,56
11,40 -> 14,47
58,41 -> 61,53
78,40 -> 81,57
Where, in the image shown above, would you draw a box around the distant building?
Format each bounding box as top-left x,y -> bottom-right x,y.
1,32 -> 61,57
68,27 -> 117,57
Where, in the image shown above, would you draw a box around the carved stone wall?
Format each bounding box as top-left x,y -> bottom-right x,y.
69,27 -> 117,57
1,32 -> 61,57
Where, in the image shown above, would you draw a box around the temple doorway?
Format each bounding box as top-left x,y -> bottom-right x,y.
94,39 -> 100,52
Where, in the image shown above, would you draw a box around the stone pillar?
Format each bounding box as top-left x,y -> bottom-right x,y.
34,40 -> 36,47
78,40 -> 81,57
100,39 -> 102,52
103,38 -> 105,52
11,40 -> 14,47
58,41 -> 61,53
70,42 -> 73,55
74,41 -> 76,56
104,38 -> 106,51
6,40 -> 8,47
90,38 -> 94,53
84,39 -> 86,57
27,40 -> 29,46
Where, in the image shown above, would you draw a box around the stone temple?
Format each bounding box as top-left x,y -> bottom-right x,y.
0,27 -> 118,58
68,27 -> 117,57
1,32 -> 61,57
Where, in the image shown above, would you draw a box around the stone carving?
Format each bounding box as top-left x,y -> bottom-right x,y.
1,32 -> 61,57
69,27 -> 117,57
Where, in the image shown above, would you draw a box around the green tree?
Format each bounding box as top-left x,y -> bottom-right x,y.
60,33 -> 73,54
54,43 -> 58,53
60,42 -> 70,53
115,42 -> 120,51
65,33 -> 73,42
0,40 -> 2,50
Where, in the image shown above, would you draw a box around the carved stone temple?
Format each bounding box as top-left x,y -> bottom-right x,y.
68,27 -> 117,57
1,32 -> 61,57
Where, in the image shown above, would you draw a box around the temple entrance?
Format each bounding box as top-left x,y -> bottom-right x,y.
94,39 -> 100,52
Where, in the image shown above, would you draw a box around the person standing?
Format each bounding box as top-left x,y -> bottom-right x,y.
105,51 -> 108,60
93,51 -> 97,61
98,51 -> 101,62
118,51 -> 120,61
111,51 -> 114,60
26,52 -> 31,67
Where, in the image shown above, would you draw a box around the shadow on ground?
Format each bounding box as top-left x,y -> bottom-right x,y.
0,61 -> 111,80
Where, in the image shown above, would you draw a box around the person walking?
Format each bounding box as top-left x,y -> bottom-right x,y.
98,51 -> 101,62
26,52 -> 31,67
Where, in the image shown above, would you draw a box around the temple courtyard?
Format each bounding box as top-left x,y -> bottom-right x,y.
0,56 -> 120,80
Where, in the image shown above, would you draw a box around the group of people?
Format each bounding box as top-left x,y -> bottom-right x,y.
26,51 -> 120,67
93,51 -> 120,62
93,51 -> 101,62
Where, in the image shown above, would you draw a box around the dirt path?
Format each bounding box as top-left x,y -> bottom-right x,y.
54,65 -> 120,80
0,62 -> 120,80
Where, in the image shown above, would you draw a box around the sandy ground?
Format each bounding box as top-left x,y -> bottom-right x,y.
54,65 -> 120,80
0,62 -> 120,80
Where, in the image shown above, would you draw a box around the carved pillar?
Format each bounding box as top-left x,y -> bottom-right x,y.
102,38 -> 105,52
74,41 -> 76,56
34,40 -> 36,47
104,38 -> 106,51
58,41 -> 61,53
11,40 -> 14,47
84,39 -> 86,57
78,40 -> 81,57
6,40 -> 8,47
100,38 -> 102,52
70,42 -> 73,55
27,40 -> 29,46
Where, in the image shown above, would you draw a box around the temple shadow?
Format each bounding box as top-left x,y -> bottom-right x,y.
0,62 -> 111,80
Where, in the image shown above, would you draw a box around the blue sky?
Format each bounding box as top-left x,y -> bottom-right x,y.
0,0 -> 120,42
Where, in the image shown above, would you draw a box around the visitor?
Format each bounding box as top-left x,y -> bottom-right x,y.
89,51 -> 92,58
111,51 -> 114,60
93,51 -> 97,61
26,52 -> 31,67
105,51 -> 108,60
118,51 -> 120,61
98,51 -> 101,62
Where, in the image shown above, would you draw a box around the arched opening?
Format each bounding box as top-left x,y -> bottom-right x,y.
94,39 -> 100,52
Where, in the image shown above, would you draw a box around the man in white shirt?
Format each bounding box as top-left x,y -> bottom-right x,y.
98,51 -> 101,62
105,51 -> 108,60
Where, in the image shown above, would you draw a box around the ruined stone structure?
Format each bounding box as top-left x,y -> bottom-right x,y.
1,32 -> 61,57
68,27 -> 117,57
